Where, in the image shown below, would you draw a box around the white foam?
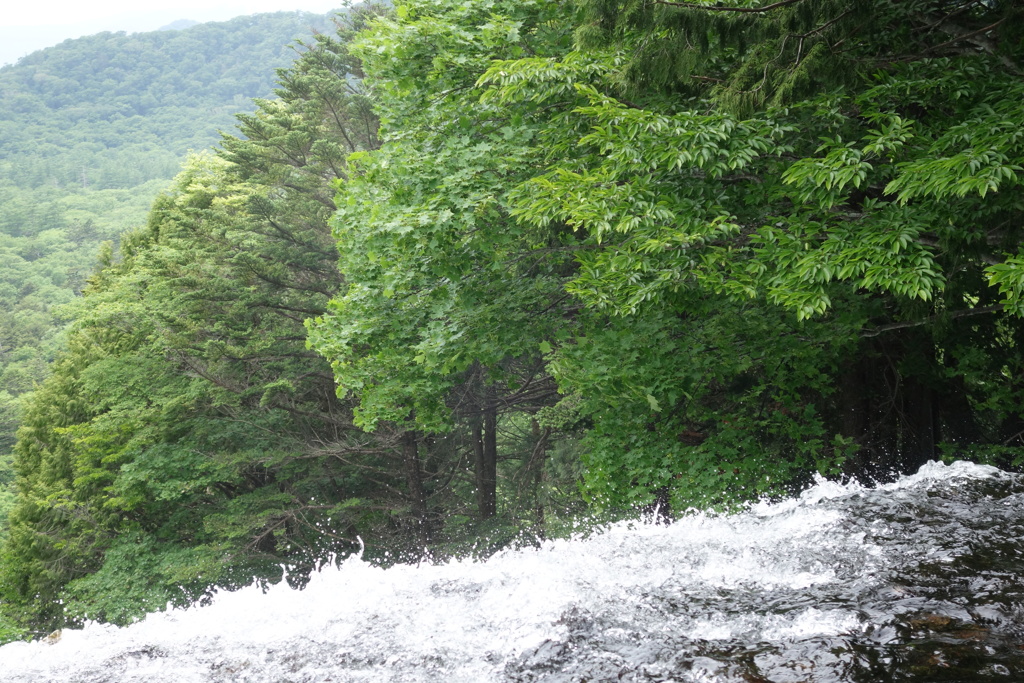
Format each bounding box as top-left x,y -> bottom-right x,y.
0,460 -> 1004,682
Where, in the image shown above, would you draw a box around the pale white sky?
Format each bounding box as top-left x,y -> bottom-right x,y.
0,1 -> 347,67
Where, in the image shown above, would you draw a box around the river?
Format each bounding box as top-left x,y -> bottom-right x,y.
1,460 -> 1021,682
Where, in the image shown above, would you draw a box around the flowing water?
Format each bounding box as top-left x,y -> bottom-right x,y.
2,460 -> 1023,682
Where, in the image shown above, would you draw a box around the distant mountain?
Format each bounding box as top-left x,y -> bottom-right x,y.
158,20 -> 201,31
0,10 -> 342,190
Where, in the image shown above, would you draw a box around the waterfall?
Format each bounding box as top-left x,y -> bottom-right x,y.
2,460 -> 1021,682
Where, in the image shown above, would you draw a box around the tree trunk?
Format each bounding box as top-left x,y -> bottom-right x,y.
401,429 -> 430,545
901,375 -> 937,474
837,355 -> 870,476
938,375 -> 983,447
472,412 -> 487,518
530,419 -> 550,538
480,395 -> 498,519
471,384 -> 498,519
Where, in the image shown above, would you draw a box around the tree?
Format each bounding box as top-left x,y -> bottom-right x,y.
487,0 -> 1024,492
0,20 -> 390,633
307,0 -> 577,527
312,0 -> 1024,515
0,9 -> 352,484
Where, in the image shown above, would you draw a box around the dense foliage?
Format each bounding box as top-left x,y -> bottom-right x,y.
3,0 -> 1024,640
0,18 -> 381,633
0,11 -> 342,482
0,7 -> 583,637
515,0 -> 1024,491
310,0 -> 1024,510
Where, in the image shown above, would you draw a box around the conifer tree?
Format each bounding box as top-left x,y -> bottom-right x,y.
0,21 -> 388,633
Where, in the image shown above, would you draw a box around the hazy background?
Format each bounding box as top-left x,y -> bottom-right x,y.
0,0 -> 345,66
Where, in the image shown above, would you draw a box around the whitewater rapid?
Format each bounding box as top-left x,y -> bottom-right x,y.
1,460 -> 1021,682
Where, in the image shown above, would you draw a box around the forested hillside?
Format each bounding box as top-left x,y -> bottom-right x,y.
0,11 -> 342,189
3,0 -> 1023,642
0,9 -> 342,538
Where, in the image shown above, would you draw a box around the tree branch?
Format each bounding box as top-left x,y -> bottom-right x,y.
861,304 -> 1004,338
653,0 -> 804,13
927,16 -> 1021,74
927,18 -> 1005,54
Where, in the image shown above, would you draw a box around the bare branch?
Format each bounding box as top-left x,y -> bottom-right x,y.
861,304 -> 1004,338
653,0 -> 804,13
